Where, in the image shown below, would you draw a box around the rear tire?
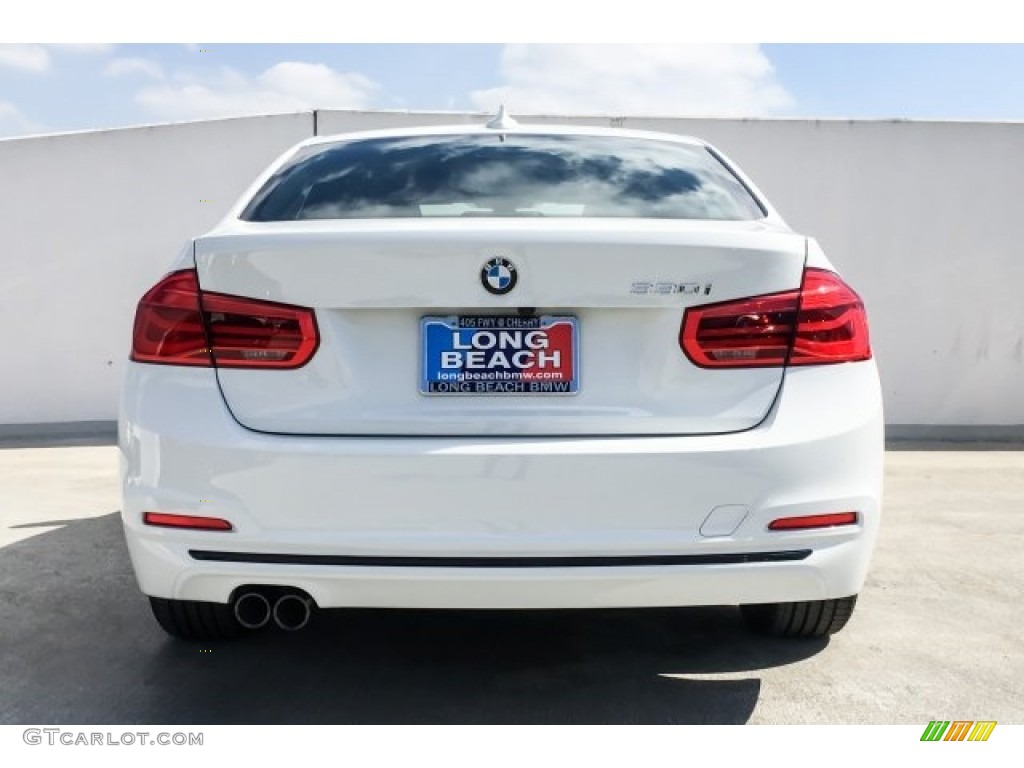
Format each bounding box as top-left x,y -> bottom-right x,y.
740,595 -> 858,638
149,597 -> 242,641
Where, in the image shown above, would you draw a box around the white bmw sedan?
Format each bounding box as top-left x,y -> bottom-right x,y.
120,117 -> 882,641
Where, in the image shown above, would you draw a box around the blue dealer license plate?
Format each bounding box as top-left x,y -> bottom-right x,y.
420,316 -> 579,395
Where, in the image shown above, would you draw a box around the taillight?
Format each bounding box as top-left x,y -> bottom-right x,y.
789,269 -> 871,365
130,270 -> 211,366
131,269 -> 318,369
680,268 -> 871,368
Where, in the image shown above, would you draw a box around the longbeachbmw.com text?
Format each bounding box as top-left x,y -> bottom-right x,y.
23,729 -> 203,746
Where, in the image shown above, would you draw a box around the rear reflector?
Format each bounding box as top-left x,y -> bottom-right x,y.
767,512 -> 858,531
143,512 -> 233,531
680,268 -> 871,368
130,269 -> 318,369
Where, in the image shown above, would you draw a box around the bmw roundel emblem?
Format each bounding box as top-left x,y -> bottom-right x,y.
481,257 -> 518,295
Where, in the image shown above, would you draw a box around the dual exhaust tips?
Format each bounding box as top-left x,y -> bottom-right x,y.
234,589 -> 313,632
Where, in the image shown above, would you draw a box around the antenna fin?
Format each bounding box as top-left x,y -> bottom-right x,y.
486,105 -> 518,129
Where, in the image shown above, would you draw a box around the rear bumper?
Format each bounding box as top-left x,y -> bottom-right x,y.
129,545 -> 857,610
119,361 -> 883,608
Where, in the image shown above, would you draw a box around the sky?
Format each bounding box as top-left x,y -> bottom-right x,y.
4,44 -> 1024,138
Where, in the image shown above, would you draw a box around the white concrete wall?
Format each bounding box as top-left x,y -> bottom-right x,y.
3,109 -> 1022,430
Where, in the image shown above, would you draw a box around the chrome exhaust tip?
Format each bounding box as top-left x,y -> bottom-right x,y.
272,593 -> 313,632
233,591 -> 272,630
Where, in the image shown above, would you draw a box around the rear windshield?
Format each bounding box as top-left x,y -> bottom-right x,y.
241,133 -> 766,222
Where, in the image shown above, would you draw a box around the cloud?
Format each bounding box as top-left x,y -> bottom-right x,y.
105,57 -> 164,79
471,45 -> 793,117
0,101 -> 43,138
259,62 -> 377,106
136,62 -> 379,120
0,45 -> 51,73
49,44 -> 116,55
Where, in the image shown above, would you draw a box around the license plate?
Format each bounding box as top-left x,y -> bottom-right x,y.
420,315 -> 579,395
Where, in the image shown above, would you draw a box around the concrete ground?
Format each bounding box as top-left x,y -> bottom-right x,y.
0,443 -> 1021,725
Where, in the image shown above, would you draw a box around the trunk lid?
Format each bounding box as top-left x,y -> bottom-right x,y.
194,218 -> 805,436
